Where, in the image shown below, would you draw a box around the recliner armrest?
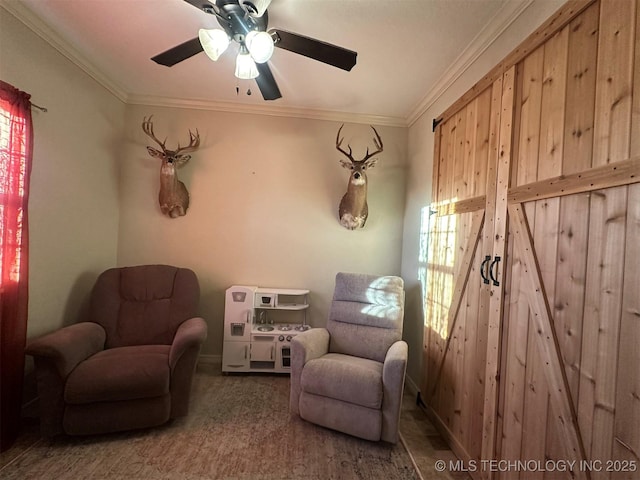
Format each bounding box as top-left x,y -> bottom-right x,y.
381,340 -> 408,444
169,317 -> 207,369
292,328 -> 330,364
25,322 -> 106,378
383,340 -> 408,384
289,328 -> 330,416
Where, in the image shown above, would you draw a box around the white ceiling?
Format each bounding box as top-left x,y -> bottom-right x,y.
4,0 -> 533,125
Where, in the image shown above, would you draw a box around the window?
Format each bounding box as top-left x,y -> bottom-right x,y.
0,91 -> 29,287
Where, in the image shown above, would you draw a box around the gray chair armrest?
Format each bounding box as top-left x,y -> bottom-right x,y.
292,328 -> 330,364
381,340 -> 408,444
290,328 -> 330,415
26,322 -> 106,378
169,317 -> 208,369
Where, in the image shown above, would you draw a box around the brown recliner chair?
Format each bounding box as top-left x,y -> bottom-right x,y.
26,265 -> 207,437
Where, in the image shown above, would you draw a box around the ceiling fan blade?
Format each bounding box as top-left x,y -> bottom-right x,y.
255,63 -> 282,101
269,29 -> 357,72
152,37 -> 203,67
182,0 -> 217,15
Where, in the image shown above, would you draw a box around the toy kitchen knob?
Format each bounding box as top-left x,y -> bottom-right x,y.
278,335 -> 285,341
286,335 -> 292,342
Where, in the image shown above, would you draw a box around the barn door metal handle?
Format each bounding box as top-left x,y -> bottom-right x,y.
489,256 -> 501,286
480,255 -> 491,284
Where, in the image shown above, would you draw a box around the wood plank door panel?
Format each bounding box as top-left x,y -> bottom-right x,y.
497,1 -> 640,479
502,15 -> 576,479
423,195 -> 489,463
613,183 -> 640,472
422,78 -> 501,465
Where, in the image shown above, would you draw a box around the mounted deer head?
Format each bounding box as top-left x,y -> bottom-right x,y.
336,124 -> 383,229
142,116 -> 200,218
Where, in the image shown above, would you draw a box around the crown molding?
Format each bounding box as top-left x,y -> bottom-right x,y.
1,1 -> 129,103
2,0 -> 404,127
405,0 -> 534,127
4,0 -> 532,128
127,94 -> 407,127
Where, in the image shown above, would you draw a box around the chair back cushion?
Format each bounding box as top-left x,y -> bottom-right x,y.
90,265 -> 200,348
327,272 -> 404,362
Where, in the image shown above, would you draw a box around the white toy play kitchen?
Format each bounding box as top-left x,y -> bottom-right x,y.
222,286 -> 311,373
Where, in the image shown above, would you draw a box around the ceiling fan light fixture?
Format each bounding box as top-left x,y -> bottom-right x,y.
198,28 -> 230,61
245,30 -> 274,63
235,46 -> 259,79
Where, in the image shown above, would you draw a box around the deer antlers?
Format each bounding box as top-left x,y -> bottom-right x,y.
142,116 -> 200,156
335,124 -> 383,163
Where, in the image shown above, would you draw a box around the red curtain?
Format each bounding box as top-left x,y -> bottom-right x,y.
0,81 -> 33,452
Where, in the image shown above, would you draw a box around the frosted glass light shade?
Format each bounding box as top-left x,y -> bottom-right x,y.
198,29 -> 230,61
235,49 -> 259,79
245,30 -> 274,63
240,0 -> 271,17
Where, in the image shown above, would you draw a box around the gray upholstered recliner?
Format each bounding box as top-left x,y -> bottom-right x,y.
26,265 -> 207,437
290,272 -> 407,443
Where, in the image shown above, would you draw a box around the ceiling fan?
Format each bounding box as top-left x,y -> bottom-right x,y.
151,0 -> 358,101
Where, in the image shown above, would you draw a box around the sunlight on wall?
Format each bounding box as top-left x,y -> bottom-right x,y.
422,200 -> 458,340
417,206 -> 434,298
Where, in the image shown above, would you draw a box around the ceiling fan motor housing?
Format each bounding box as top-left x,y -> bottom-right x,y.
202,0 -> 268,44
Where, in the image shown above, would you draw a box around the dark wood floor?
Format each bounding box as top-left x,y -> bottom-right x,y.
399,384 -> 472,480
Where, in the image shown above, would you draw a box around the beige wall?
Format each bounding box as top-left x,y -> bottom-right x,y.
2,0 -> 570,391
119,105 -> 407,356
400,0 -> 567,389
1,5 -> 406,365
0,8 -> 123,340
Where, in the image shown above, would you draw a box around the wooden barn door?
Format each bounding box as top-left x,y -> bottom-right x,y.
498,1 -> 640,478
422,1 -> 640,479
421,72 -> 512,466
